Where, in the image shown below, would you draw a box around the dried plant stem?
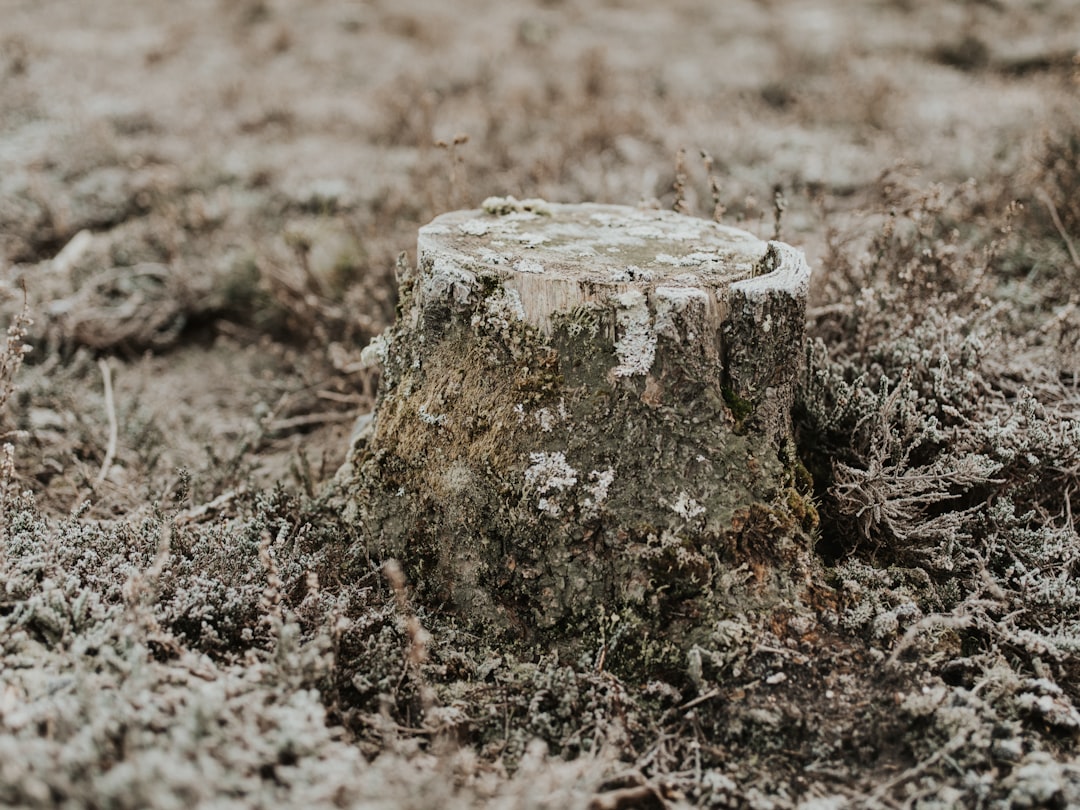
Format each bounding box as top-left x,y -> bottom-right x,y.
772,186 -> 787,242
436,134 -> 469,209
672,148 -> 689,215
0,442 -> 15,505
700,150 -> 725,223
1038,187 -> 1080,270
867,729 -> 970,805
266,410 -> 356,433
258,528 -> 284,624
0,288 -> 32,430
383,558 -> 437,723
384,559 -> 429,668
175,487 -> 245,526
95,358 -> 118,485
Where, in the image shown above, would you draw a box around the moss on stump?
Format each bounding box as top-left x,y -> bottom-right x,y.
345,199 -> 816,675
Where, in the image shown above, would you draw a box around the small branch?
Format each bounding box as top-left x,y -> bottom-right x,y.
866,729 -> 969,805
679,688 -> 721,712
588,783 -> 670,810
266,411 -> 357,433
672,148 -> 689,215
175,487 -> 245,526
95,358 -> 118,485
772,185 -> 786,242
1038,188 -> 1080,270
887,612 -> 974,667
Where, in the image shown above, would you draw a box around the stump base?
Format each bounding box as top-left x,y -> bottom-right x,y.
345,201 -> 817,674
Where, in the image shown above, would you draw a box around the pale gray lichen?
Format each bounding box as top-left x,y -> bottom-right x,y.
422,256 -> 476,307
417,405 -> 448,427
457,218 -> 491,237
654,285 -> 707,342
655,250 -> 722,268
359,332 -> 389,369
515,232 -> 549,247
513,258 -> 544,274
534,407 -> 556,433
671,491 -> 706,521
523,451 -> 579,517
582,468 -> 615,516
471,287 -> 525,334
611,289 -> 656,377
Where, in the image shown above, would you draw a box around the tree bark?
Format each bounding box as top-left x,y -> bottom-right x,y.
345,199 -> 817,675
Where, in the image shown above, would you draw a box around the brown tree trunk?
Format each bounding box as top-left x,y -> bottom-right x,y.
344,199 -> 817,675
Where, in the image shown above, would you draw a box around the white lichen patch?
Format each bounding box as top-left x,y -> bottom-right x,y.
655,285 -> 707,341
583,467 -> 615,516
359,332 -> 389,369
471,286 -> 525,332
625,224 -> 666,240
671,491 -> 706,520
457,218 -> 491,237
477,247 -> 511,264
514,258 -> 544,274
613,290 -> 657,377
655,250 -> 723,267
524,451 -> 579,517
534,407 -> 555,432
609,265 -> 655,282
655,286 -> 708,308
423,256 -> 476,306
418,404 -> 448,427
515,401 -> 567,433
517,232 -> 549,246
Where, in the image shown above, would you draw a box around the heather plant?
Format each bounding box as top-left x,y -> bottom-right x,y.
797,151 -> 1080,744
0,484 -> 637,810
4,1 -> 1080,804
0,293 -> 32,509
801,166 -> 1079,566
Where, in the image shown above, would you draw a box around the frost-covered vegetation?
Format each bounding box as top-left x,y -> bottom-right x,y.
6,143 -> 1080,806
3,0 -> 1080,806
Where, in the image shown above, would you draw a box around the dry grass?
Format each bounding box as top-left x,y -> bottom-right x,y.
2,0 -> 1080,806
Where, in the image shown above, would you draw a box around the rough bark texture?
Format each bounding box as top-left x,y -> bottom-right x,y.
343,200 -> 816,675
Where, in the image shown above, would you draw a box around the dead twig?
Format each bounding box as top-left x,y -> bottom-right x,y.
175,487 -> 246,526
95,358 -> 118,485
865,729 -> 970,806
266,411 -> 357,434
700,150 -> 725,223
1037,187 -> 1080,270
588,783 -> 668,810
672,148 -> 689,215
772,185 -> 787,242
678,688 -> 722,712
0,286 -> 32,433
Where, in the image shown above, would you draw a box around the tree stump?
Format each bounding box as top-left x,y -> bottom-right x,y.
347,198 -> 816,673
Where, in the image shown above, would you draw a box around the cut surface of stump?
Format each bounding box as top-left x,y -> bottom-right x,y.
347,199 -> 816,675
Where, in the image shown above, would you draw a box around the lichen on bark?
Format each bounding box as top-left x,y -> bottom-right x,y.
345,203 -> 815,676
